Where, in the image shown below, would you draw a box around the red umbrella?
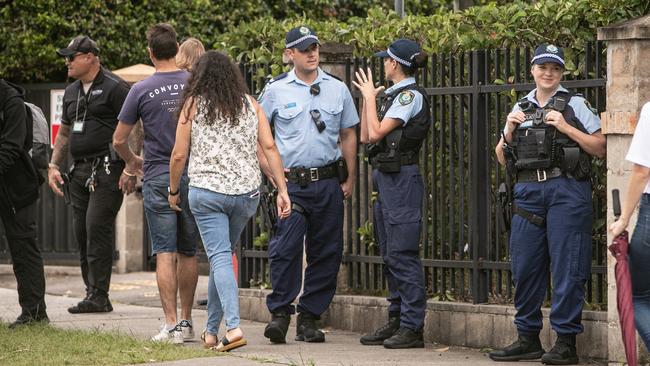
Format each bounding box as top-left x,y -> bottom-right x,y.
609,189 -> 637,366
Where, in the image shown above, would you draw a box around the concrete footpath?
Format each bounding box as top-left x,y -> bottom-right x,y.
0,266 -> 600,365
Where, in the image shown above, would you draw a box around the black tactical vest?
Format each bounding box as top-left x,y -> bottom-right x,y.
368,83 -> 431,172
511,91 -> 591,180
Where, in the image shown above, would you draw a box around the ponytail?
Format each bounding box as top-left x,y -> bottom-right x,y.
403,51 -> 428,76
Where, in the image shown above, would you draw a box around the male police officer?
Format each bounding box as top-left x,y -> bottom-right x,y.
491,44 -> 605,365
48,36 -> 130,313
259,26 -> 358,344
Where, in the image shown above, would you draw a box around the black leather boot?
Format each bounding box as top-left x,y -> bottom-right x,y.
295,312 -> 325,342
360,314 -> 400,345
489,333 -> 545,361
541,334 -> 578,365
383,327 -> 424,349
68,290 -> 113,314
264,312 -> 290,344
9,310 -> 49,329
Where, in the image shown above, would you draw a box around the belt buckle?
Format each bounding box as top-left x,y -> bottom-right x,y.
536,169 -> 547,182
310,168 -> 319,182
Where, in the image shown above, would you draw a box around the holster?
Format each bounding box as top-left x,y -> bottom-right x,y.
336,159 -> 348,183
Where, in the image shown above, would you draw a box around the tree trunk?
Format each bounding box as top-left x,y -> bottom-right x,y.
454,0 -> 474,11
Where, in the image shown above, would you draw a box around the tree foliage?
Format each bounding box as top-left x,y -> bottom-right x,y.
0,0 -> 648,82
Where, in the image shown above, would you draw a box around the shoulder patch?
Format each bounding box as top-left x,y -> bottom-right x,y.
398,90 -> 415,106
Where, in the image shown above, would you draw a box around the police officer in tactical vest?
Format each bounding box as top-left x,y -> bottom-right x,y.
353,39 -> 430,349
258,26 -> 359,344
491,44 -> 606,365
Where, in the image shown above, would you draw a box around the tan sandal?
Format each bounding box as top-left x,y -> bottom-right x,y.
212,335 -> 247,352
200,329 -> 218,348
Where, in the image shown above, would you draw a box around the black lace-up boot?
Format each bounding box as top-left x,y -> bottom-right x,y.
360,314 -> 400,345
489,333 -> 545,361
541,334 -> 578,365
295,312 -> 325,342
383,326 -> 424,349
264,312 -> 290,344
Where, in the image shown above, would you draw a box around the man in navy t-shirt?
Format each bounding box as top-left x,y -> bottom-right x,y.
113,23 -> 199,344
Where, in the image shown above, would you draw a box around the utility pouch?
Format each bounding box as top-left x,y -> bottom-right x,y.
375,152 -> 401,173
336,159 -> 348,183
572,153 -> 592,181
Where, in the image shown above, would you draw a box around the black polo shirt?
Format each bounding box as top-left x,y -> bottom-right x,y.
61,67 -> 130,160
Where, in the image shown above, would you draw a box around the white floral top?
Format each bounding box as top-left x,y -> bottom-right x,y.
188,95 -> 261,195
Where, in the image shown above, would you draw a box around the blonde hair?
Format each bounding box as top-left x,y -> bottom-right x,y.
176,37 -> 205,71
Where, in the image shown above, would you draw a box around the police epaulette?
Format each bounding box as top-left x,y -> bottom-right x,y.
324,71 -> 341,81
268,72 -> 288,84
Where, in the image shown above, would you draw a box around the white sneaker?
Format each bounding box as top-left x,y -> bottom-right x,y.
151,325 -> 183,344
179,319 -> 194,340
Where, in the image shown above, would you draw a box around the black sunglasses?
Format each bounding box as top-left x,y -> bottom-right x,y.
310,110 -> 326,133
65,52 -> 86,63
310,83 -> 320,96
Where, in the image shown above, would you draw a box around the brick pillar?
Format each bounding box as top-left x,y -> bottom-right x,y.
320,42 -> 355,293
597,14 -> 650,364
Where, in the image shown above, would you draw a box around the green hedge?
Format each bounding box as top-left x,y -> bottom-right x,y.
1,0 -> 647,83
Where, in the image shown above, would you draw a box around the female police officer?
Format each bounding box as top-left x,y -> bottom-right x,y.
491,44 -> 605,365
353,39 -> 429,349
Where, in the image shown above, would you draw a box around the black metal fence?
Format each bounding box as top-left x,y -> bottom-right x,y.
237,42 -> 608,307
1,43 -> 608,308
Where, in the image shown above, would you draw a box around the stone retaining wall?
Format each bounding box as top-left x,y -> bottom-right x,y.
239,289 -> 607,360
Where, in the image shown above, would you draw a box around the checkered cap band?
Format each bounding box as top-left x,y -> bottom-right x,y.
531,53 -> 565,66
286,35 -> 319,49
387,48 -> 412,67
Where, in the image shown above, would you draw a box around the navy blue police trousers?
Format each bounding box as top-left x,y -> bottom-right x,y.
510,176 -> 592,336
373,165 -> 426,331
266,178 -> 344,316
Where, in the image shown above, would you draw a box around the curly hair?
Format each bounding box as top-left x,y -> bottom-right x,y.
179,50 -> 249,126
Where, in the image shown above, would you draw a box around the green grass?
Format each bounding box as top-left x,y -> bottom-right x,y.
0,322 -> 216,365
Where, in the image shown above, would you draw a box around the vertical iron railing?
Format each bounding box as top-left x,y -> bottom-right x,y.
236,42 -> 608,307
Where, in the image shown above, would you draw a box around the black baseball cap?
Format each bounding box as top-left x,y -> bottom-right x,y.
285,26 -> 319,51
57,35 -> 100,57
531,44 -> 564,68
375,39 -> 421,68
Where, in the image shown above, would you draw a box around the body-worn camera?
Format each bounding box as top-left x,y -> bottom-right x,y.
519,100 -> 548,126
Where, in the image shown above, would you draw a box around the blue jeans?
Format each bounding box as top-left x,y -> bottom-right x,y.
189,187 -> 259,334
630,193 -> 650,351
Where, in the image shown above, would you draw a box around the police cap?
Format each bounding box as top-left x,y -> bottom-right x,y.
374,39 -> 421,68
531,44 -> 564,68
285,26 -> 319,51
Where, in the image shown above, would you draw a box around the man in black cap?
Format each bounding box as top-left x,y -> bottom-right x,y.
490,44 -> 605,365
258,25 -> 359,344
0,78 -> 48,328
48,35 -> 131,313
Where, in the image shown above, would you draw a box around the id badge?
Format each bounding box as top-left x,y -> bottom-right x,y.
72,120 -> 85,134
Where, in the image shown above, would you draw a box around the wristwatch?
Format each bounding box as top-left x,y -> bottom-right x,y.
168,186 -> 180,196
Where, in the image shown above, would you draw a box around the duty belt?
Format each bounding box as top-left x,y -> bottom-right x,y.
370,153 -> 419,167
516,167 -> 567,183
286,161 -> 338,185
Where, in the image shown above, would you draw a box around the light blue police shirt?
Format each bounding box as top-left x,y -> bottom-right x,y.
504,85 -> 601,134
258,68 -> 359,168
383,77 -> 423,126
